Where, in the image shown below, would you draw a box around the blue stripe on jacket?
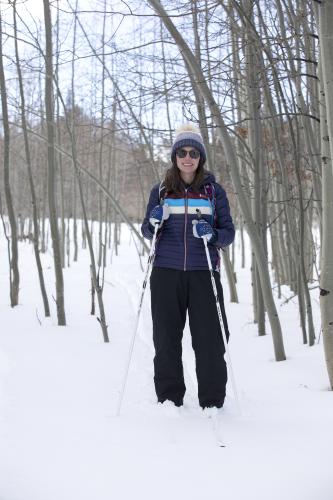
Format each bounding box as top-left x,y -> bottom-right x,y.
165,197 -> 212,216
141,173 -> 235,272
166,198 -> 211,208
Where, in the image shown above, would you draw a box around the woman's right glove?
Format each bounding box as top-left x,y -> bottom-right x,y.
192,219 -> 215,241
149,204 -> 169,228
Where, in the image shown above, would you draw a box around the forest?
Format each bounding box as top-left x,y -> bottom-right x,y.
1,0 -> 331,378
0,2 -> 332,498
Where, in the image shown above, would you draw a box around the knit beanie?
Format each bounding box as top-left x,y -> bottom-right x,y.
171,124 -> 207,163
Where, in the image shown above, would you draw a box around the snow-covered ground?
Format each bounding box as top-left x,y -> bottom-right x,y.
0,225 -> 332,500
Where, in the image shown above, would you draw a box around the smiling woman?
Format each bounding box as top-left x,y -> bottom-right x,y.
141,123 -> 235,411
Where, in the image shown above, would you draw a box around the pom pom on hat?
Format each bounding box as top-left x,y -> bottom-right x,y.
171,124 -> 207,163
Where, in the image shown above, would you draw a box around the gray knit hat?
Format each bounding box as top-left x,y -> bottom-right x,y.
171,124 -> 207,163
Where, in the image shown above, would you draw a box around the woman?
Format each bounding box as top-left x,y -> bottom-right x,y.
141,124 -> 235,410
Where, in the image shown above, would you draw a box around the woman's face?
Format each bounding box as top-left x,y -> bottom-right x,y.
175,146 -> 200,182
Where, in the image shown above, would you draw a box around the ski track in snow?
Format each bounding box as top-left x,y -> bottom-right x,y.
0,225 -> 332,500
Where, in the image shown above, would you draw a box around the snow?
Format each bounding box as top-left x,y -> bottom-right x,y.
0,225 -> 332,500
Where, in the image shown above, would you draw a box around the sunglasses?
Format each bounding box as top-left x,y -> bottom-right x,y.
176,148 -> 200,159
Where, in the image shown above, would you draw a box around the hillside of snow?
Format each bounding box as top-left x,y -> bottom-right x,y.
0,225 -> 332,500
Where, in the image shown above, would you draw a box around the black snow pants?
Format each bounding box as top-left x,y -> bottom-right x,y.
150,267 -> 230,409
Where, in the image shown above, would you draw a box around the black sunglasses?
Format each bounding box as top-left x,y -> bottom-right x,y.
176,148 -> 200,159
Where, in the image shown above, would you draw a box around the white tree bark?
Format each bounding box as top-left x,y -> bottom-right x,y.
43,0 -> 66,325
244,0 -> 266,335
0,12 -> 20,307
318,55 -> 333,388
318,0 -> 333,176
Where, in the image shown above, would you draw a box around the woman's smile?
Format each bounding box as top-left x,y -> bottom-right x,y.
176,147 -> 200,182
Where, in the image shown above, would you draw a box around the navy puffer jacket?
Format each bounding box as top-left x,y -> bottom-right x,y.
141,173 -> 235,271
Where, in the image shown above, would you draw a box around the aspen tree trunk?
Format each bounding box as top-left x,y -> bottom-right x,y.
73,178 -> 78,261
112,152 -> 119,259
244,0 -> 266,335
228,59 -> 239,284
240,222 -> 245,268
98,0 -> 107,268
273,0 -> 315,344
55,0 -> 65,268
251,252 -> 259,324
270,223 -> 281,299
230,8 -> 248,273
41,173 -> 47,253
43,0 -> 66,325
66,217 -> 70,267
148,0 -> 286,361
37,58 -> 48,254
18,214 -> 23,241
28,217 -> 33,238
82,219 -> 87,249
230,238 -> 235,272
276,184 -> 289,285
318,53 -> 333,388
222,249 -> 238,303
104,100 -> 117,267
71,0 -> 79,263
103,144 -> 111,268
293,123 -> 315,345
318,0 -> 333,175
0,13 -> 19,307
13,0 -> 50,316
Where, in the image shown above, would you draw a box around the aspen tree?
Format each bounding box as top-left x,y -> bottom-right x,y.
12,0 -> 50,316
317,3 -> 333,388
0,11 -> 20,307
43,0 -> 66,325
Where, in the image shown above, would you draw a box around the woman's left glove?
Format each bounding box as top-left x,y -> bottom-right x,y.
192,219 -> 214,241
149,204 -> 169,228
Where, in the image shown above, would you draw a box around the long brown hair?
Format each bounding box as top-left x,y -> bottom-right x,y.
164,157 -> 206,195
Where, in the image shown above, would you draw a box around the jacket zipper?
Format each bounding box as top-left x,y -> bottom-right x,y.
184,188 -> 188,271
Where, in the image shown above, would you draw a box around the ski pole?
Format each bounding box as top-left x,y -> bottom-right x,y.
196,210 -> 241,414
116,223 -> 159,416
